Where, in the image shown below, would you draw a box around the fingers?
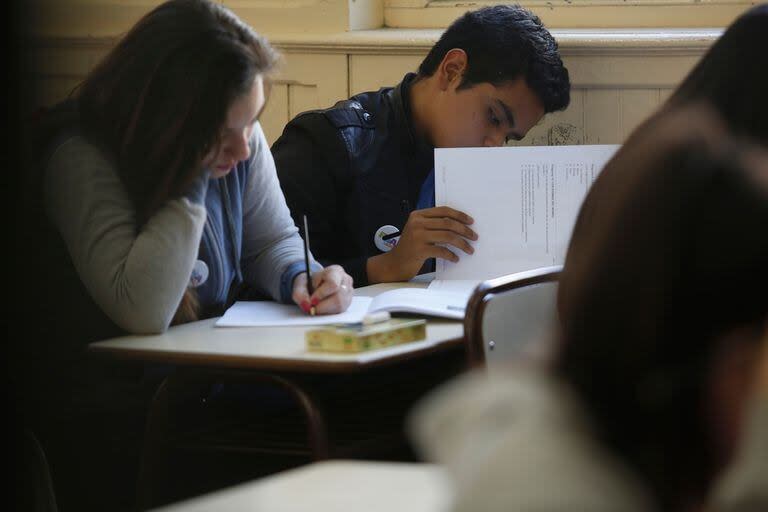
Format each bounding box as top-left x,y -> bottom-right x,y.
293,267 -> 354,315
312,269 -> 354,315
428,245 -> 459,263
418,206 -> 474,225
423,230 -> 475,255
291,273 -> 312,312
310,266 -> 342,300
406,208 -> 478,241
429,217 -> 478,241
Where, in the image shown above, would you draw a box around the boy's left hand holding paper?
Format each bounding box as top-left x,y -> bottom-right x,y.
293,264 -> 354,315
366,206 -> 477,284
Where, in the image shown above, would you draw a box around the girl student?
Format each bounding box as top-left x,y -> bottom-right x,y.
17,1 -> 353,509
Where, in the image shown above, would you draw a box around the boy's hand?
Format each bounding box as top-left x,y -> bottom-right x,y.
366,206 -> 477,284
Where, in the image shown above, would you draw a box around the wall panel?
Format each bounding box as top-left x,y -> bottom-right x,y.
22,25 -> 712,147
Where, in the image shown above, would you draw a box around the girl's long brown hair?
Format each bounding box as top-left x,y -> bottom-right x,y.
73,0 -> 278,324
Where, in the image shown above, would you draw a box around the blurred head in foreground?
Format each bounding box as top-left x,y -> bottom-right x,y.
666,4 -> 768,146
557,103 -> 768,510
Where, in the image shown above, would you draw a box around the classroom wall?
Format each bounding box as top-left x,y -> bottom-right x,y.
385,0 -> 754,29
20,0 -> 742,147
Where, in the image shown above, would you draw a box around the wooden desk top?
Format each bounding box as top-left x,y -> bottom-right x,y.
150,460 -> 450,512
88,281 -> 464,373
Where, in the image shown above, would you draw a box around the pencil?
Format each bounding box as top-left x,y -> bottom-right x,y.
302,214 -> 316,316
382,230 -> 401,241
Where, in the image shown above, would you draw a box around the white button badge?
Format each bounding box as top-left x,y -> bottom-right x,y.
374,224 -> 401,253
189,259 -> 209,288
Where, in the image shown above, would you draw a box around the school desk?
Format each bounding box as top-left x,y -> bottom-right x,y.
150,460 -> 450,512
88,281 -> 463,372
88,281 -> 465,509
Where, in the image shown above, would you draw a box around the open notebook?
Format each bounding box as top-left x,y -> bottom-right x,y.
215,288 -> 468,327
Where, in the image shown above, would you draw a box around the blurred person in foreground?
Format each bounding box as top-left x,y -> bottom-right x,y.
665,3 -> 768,147
408,103 -> 768,512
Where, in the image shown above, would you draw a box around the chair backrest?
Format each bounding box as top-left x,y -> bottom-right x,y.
22,429 -> 59,512
464,266 -> 561,368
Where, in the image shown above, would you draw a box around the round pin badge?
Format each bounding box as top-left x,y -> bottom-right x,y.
189,259 -> 209,288
374,224 -> 401,253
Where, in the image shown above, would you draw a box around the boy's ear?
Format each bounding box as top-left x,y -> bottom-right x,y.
437,49 -> 468,91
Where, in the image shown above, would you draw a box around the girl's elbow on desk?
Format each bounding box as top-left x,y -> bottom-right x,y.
110,309 -> 174,336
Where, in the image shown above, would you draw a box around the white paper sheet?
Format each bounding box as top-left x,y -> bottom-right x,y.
367,288 -> 468,320
216,288 -> 470,327
427,279 -> 480,300
216,297 -> 373,327
435,144 -> 619,281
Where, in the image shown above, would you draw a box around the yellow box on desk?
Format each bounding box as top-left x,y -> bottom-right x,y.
306,318 -> 427,353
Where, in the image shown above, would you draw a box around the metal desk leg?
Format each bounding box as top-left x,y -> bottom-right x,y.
135,370 -> 328,511
136,375 -> 173,511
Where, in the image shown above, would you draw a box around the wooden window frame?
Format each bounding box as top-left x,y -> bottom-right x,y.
384,0 -> 757,29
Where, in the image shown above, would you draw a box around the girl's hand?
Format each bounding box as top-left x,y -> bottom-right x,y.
292,265 -> 354,315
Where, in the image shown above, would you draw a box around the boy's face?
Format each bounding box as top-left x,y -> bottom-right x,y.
431,77 -> 545,148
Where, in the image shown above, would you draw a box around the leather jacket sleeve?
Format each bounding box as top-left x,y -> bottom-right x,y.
271,112 -> 370,286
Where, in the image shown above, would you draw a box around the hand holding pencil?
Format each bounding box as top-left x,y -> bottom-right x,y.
302,215 -> 316,315
293,215 -> 354,315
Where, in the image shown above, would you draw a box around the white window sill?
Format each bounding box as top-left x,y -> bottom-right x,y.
266,27 -> 722,55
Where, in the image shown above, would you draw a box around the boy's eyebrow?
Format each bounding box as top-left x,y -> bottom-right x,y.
495,99 -> 515,127
495,98 -> 524,141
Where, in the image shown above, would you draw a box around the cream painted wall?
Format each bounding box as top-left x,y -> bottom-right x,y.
20,0 -> 724,146
385,0 -> 756,29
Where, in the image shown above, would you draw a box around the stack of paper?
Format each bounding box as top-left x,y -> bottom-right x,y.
216,289 -> 468,327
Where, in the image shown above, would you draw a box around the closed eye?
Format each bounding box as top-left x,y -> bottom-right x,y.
489,108 -> 501,127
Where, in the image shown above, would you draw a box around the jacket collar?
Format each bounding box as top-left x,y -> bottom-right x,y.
392,73 -> 434,169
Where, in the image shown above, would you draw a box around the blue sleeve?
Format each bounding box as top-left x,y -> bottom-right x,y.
185,169 -> 211,205
241,123 -> 323,302
279,260 -> 324,304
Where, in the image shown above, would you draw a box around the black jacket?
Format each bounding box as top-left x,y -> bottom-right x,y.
272,73 -> 433,286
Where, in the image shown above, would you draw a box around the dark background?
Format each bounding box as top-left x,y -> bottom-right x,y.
4,0 -> 26,508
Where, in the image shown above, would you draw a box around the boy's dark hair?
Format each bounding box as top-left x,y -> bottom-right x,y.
417,4 -> 570,113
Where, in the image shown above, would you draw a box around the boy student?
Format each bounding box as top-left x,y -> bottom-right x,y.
272,5 -> 570,286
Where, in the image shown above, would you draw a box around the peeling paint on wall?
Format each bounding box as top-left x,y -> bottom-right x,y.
547,123 -> 580,145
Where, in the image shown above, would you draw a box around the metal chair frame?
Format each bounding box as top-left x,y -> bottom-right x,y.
463,265 -> 562,367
